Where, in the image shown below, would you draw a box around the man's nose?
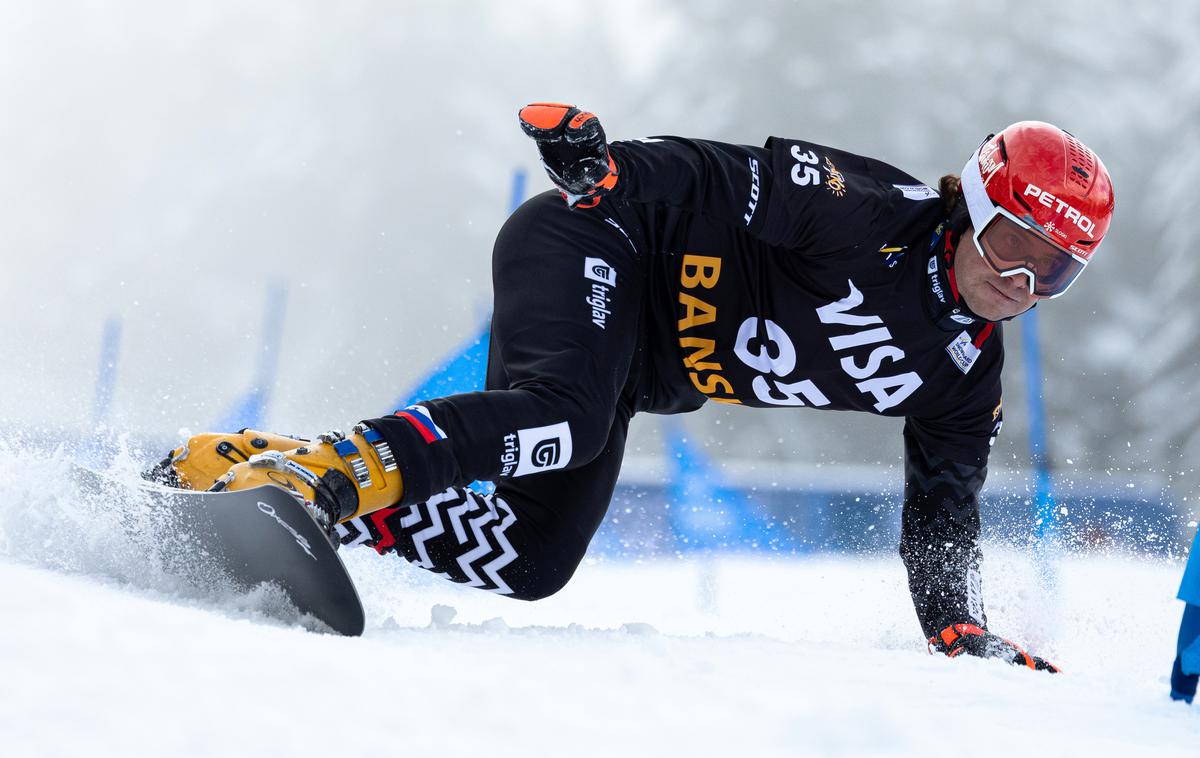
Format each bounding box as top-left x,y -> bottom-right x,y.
1003,271 -> 1032,296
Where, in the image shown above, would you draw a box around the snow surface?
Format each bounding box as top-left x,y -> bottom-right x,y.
1,449 -> 1198,757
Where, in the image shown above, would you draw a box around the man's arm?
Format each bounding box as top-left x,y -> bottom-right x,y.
902,405 -> 1059,672
609,136 -> 774,234
899,421 -> 988,640
613,135 -> 901,254
519,103 -> 909,253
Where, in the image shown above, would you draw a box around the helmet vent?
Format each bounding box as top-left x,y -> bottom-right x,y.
1012,191 -> 1034,214
1065,134 -> 1095,190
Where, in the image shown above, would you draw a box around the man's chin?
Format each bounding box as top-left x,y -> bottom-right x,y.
960,293 -> 1027,323
969,303 -> 1033,323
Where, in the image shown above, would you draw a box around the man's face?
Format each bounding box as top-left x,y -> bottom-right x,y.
955,226 -> 1043,321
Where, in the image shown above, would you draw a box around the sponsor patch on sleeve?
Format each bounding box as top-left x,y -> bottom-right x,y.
894,183 -> 939,201
512,421 -> 573,477
945,331 -> 981,374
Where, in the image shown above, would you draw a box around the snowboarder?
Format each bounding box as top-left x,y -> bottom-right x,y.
152,104 -> 1115,670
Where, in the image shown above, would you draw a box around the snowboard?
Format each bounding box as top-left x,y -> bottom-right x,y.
71,464 -> 365,636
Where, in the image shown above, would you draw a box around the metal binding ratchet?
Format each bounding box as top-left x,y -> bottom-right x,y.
330,438 -> 373,489
317,430 -> 346,444
354,423 -> 398,473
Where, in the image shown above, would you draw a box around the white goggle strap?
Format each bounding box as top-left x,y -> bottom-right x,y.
960,143 -> 997,235
959,144 -> 1035,293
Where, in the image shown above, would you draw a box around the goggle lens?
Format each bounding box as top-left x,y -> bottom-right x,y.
975,213 -> 1086,297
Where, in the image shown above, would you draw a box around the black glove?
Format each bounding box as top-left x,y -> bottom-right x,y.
518,102 -> 619,208
930,623 -> 1061,673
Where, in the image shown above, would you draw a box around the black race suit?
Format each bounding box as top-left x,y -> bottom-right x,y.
335,136 -> 1004,641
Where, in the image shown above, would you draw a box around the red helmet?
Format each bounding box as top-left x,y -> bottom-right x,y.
961,121 -> 1115,298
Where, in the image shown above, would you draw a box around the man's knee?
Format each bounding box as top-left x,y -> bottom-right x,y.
510,383 -> 616,470
561,405 -> 614,469
503,561 -> 578,601
490,520 -> 591,602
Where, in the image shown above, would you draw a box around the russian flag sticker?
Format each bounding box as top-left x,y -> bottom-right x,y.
396,404 -> 448,444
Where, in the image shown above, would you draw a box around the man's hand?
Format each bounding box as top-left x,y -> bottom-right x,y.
930,623 -> 1061,673
518,102 -> 618,208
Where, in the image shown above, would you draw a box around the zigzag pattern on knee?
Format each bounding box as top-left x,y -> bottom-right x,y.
336,487 -> 521,595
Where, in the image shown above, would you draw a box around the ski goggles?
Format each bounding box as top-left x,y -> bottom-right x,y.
960,144 -> 1088,298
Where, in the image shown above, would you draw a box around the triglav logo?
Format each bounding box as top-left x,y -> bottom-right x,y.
584,257 -> 617,287
584,257 -> 616,329
500,432 -> 519,476
927,256 -> 948,305
508,421 -> 573,477
927,255 -> 973,324
531,438 -> 561,468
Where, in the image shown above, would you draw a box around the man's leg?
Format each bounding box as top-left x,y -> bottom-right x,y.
336,192 -> 645,597
336,405 -> 630,600
363,192 -> 644,505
